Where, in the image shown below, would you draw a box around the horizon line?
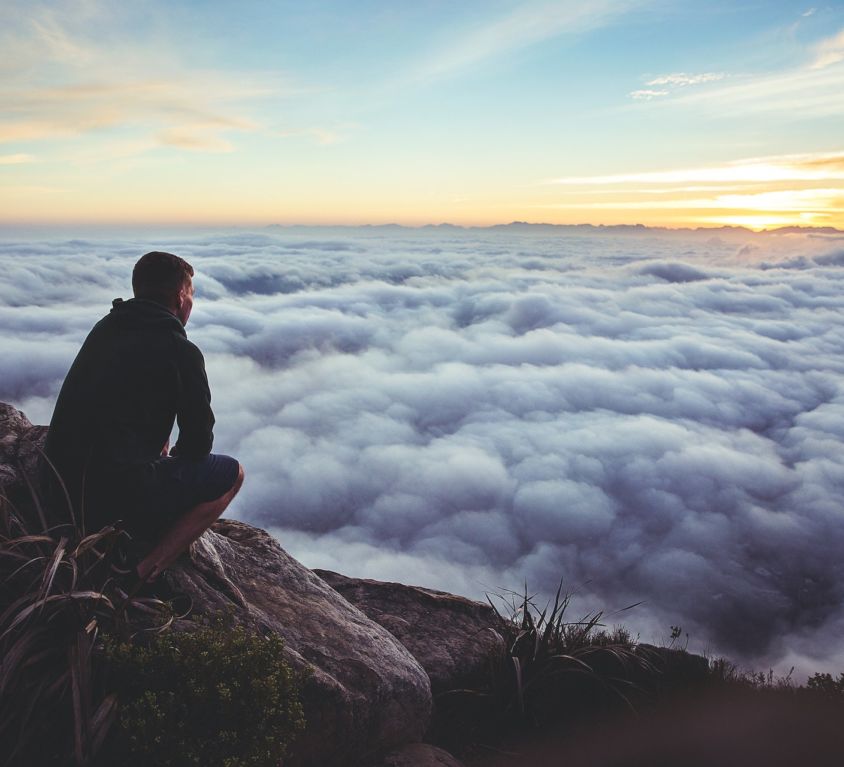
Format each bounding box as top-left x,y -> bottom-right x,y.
1,220 -> 843,235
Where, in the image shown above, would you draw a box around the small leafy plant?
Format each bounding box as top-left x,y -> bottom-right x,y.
102,616 -> 306,767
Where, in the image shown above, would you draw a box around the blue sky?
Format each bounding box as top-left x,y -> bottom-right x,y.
1,0 -> 842,227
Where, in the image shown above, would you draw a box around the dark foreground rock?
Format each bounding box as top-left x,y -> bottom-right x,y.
1,403 -> 432,767
170,522 -> 432,767
375,743 -> 466,767
316,570 -> 506,694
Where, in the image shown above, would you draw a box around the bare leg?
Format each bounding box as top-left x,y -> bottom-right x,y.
136,463 -> 244,582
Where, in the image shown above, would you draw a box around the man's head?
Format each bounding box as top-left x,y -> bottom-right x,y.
132,251 -> 195,325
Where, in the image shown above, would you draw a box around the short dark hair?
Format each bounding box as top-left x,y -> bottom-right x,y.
132,251 -> 194,305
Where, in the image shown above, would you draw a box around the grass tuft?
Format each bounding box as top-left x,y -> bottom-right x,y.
1,456 -> 176,766
432,581 -> 651,756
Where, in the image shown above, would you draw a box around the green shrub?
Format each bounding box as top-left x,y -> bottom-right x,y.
806,672 -> 844,701
102,618 -> 306,767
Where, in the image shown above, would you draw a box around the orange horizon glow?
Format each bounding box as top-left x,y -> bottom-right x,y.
2,5 -> 843,235
3,150 -> 843,232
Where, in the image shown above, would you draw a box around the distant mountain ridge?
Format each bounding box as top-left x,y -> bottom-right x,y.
266,221 -> 844,236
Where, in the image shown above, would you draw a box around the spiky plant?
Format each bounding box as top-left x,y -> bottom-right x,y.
431,582 -> 652,756
0,447 -> 172,767
492,582 -> 650,725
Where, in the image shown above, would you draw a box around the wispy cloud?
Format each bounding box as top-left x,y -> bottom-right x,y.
0,153 -> 34,165
275,125 -> 354,146
0,80 -> 263,148
157,129 -> 235,153
629,71 -> 726,100
629,71 -> 725,100
647,72 -> 725,87
411,0 -> 645,82
548,152 -> 844,185
627,26 -> 844,115
630,89 -> 669,100
669,49 -> 844,117
811,28 -> 844,69
0,2 -> 294,157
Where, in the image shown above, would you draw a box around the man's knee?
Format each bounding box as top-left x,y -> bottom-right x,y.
210,461 -> 244,506
233,462 -> 245,494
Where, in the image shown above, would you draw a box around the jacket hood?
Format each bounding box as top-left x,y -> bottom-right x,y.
109,297 -> 187,336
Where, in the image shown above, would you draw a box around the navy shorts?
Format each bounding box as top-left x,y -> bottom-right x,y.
126,453 -> 240,540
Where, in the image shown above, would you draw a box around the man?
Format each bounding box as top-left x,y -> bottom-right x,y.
44,251 -> 244,584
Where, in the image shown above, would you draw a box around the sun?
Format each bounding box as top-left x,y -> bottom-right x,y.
698,211 -> 831,231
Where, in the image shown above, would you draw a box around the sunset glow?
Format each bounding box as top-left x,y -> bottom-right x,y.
1,1 -> 842,229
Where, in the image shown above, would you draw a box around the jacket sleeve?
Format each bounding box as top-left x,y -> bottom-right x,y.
172,340 -> 215,459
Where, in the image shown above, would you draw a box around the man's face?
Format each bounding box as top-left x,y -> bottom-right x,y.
176,277 -> 195,326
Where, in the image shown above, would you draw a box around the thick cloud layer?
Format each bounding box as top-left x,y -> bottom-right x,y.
2,226 -> 844,674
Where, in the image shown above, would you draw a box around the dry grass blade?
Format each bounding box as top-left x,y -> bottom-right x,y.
0,490 -> 9,531
27,439 -> 76,530
70,630 -> 94,765
0,498 -> 32,540
540,653 -> 596,673
0,629 -> 39,696
37,535 -> 68,605
90,693 -> 118,755
73,526 -> 118,558
0,590 -> 42,632
6,555 -> 50,581
0,630 -> 61,696
2,591 -> 115,641
3,534 -> 55,548
15,458 -> 50,534
486,593 -> 505,621
6,673 -> 54,764
512,656 -> 524,714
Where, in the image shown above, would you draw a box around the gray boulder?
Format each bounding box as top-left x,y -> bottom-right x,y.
170,521 -> 432,767
315,570 -> 506,694
0,403 -> 44,499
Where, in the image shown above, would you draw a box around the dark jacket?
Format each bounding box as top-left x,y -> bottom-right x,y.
44,298 -> 214,527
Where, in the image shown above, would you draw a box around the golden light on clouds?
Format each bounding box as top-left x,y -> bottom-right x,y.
540,153 -> 844,229
548,153 -> 844,186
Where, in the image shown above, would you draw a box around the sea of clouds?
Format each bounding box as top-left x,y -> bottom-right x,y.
2,225 -> 844,674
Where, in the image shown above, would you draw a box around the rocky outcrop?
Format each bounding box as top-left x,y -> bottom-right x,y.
0,404 -> 45,504
169,522 -> 432,766
0,403 -> 432,767
315,570 -> 507,695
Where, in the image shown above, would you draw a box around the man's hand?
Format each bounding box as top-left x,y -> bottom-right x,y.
161,439 -> 170,457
